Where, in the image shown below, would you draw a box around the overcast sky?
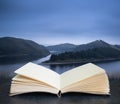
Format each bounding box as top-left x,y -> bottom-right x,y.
0,0 -> 120,45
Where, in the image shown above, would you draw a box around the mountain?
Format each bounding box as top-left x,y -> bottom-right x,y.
46,40 -> 120,63
47,40 -> 120,54
74,40 -> 119,52
47,43 -> 76,54
0,37 -> 50,63
49,47 -> 120,63
114,45 -> 120,49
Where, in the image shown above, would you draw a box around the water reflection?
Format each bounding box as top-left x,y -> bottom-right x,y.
46,61 -> 120,75
49,64 -> 77,74
0,60 -> 120,76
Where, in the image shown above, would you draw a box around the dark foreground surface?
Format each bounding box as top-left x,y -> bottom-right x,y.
0,75 -> 120,104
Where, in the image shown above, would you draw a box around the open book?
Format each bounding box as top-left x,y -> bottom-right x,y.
10,62 -> 110,97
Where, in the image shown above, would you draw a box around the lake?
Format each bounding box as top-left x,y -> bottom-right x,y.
0,60 -> 120,104
1,60 -> 120,77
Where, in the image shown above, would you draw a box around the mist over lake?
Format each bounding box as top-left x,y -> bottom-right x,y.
1,60 -> 120,77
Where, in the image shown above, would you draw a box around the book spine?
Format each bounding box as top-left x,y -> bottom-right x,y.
57,91 -> 61,98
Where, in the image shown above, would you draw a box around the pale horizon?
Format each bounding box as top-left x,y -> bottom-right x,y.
0,36 -> 119,46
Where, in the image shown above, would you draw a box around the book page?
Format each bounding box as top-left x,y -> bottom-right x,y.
12,75 -> 60,88
61,73 -> 109,94
10,83 -> 59,96
15,62 -> 60,89
60,63 -> 105,89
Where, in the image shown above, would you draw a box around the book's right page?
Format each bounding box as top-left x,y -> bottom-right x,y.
60,63 -> 109,92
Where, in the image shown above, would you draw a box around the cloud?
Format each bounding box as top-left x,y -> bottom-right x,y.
0,0 -> 120,45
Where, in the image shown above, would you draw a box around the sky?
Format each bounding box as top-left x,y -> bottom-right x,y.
0,0 -> 120,46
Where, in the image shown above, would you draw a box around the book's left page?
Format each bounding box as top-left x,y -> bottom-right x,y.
10,75 -> 59,96
15,62 -> 60,90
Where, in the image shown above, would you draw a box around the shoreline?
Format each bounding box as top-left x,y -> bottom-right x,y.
42,58 -> 120,65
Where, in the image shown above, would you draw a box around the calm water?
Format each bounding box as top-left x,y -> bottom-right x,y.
0,60 -> 120,104
1,60 -> 120,77
45,61 -> 120,76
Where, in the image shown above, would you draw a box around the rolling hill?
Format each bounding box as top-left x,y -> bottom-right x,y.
47,43 -> 76,54
74,40 -> 120,52
47,40 -> 120,54
0,37 -> 50,63
46,40 -> 120,63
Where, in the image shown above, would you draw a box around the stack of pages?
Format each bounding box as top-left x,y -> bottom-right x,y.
10,62 -> 110,97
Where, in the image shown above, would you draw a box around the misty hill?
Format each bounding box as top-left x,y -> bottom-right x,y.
74,40 -> 120,52
47,40 -> 120,54
46,40 -> 120,63
0,37 -> 50,63
114,45 -> 120,49
47,43 -> 76,54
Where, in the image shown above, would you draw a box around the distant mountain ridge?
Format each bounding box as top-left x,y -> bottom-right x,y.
49,46 -> 120,63
46,40 -> 120,63
47,40 -> 120,54
0,37 -> 50,63
74,40 -> 120,52
47,43 -> 76,54
114,45 -> 120,49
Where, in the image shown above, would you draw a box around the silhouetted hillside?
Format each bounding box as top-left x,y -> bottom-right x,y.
74,40 -> 118,52
47,40 -> 120,54
47,43 -> 76,54
114,45 -> 120,49
48,47 -> 120,63
0,37 -> 50,63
